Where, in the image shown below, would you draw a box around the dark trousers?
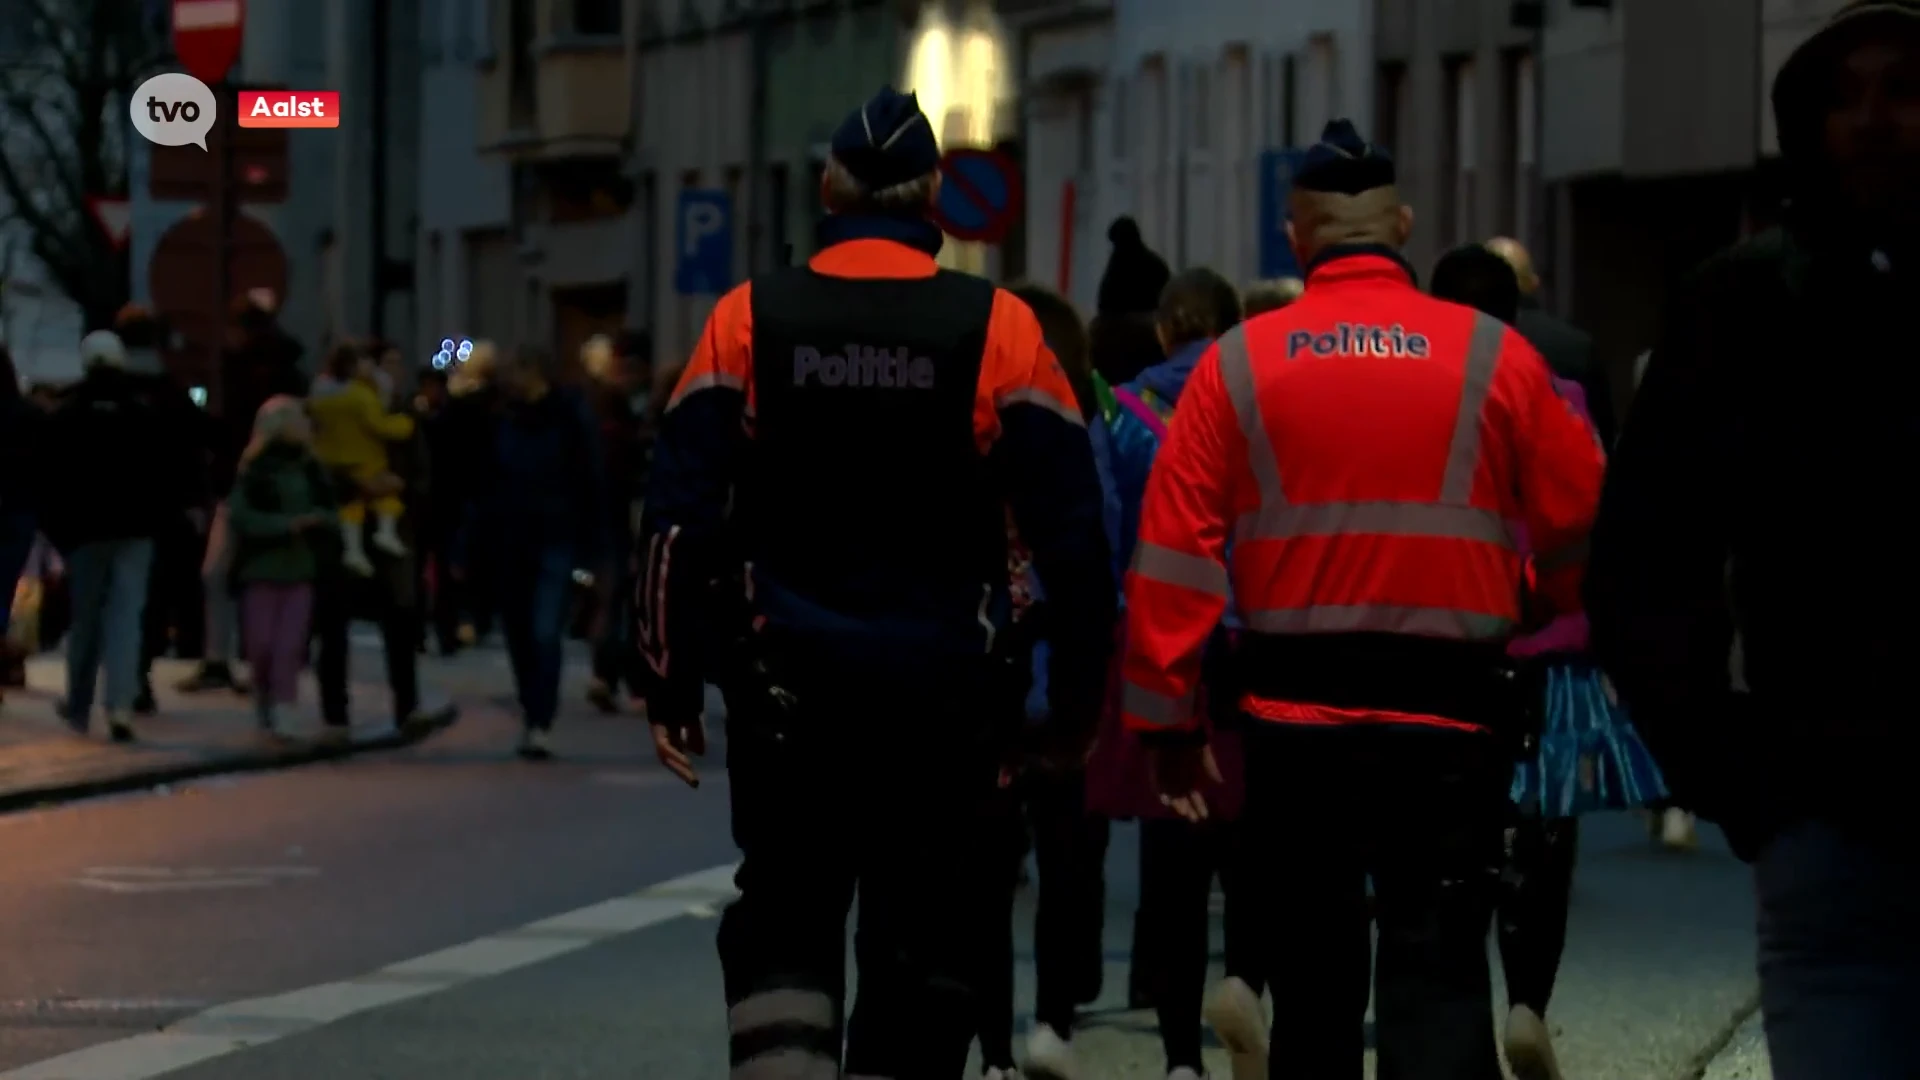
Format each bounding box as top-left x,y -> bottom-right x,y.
717,687 -> 1001,1080
1243,723 -> 1509,1080
1140,815 -> 1266,1073
494,543 -> 572,730
425,513 -> 462,653
1497,816 -> 1579,1016
976,769 -> 1111,1067
1756,820 -> 1920,1080
142,517 -> 205,667
312,561 -> 420,725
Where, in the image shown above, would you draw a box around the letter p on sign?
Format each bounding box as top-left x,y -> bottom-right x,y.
683,202 -> 723,257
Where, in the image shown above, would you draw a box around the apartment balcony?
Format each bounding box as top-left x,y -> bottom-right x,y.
479,0 -> 630,160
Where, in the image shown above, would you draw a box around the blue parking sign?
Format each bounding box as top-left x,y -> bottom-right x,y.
1257,148 -> 1308,279
675,189 -> 733,295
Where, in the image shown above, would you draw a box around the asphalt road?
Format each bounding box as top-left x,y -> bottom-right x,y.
0,653 -> 1765,1079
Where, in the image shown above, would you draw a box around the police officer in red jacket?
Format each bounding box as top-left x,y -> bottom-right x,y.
636,87 -> 1116,1080
1121,120 -> 1606,1078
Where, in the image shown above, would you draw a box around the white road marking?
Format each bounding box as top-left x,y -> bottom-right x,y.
71,866 -> 321,894
0,860 -> 741,1080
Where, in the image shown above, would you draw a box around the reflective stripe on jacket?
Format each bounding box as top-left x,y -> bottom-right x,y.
1121,250 -> 1606,735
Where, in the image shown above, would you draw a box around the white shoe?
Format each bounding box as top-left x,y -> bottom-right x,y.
1503,1004 -> 1565,1080
1167,1069 -> 1207,1080
1661,807 -> 1698,851
983,1068 -> 1024,1080
1203,976 -> 1267,1080
1024,1024 -> 1078,1080
371,514 -> 408,556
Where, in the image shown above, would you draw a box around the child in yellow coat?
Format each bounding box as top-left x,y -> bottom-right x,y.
308,344 -> 414,575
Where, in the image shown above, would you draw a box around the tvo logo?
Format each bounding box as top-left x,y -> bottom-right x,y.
130,72 -> 217,150
792,345 -> 935,389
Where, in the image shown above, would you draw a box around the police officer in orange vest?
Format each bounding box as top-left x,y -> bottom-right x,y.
635,87 -> 1116,1080
1121,119 -> 1606,1078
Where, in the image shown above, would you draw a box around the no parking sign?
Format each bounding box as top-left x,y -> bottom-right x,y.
931,148 -> 1022,245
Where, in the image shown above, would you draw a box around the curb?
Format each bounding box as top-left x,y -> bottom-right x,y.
0,711 -> 458,815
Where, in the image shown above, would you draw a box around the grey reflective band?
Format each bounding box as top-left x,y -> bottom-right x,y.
728,988 -> 836,1034
997,385 -> 1087,427
734,1050 -> 839,1080
1237,500 -> 1512,547
666,370 -> 747,414
1214,324 -> 1291,508
1123,681 -> 1195,728
1132,541 -> 1231,596
1241,604 -> 1515,640
1437,312 -> 1507,503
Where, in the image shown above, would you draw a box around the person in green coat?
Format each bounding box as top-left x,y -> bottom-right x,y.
226,395 -> 338,734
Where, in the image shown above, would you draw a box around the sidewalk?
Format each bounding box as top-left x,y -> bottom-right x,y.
0,649 -> 459,812
988,811 -> 1759,1079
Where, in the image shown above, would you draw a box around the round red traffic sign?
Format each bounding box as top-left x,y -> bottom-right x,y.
172,0 -> 246,86
931,148 -> 1023,245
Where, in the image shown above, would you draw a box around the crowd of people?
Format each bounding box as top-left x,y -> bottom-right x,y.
635,3 -> 1912,1078
0,295 -> 656,760
0,3 -> 1907,1078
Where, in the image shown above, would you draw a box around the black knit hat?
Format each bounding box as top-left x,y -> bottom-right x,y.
1295,119 -> 1396,196
830,86 -> 940,191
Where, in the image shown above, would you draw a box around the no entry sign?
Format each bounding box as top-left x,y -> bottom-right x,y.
931,148 -> 1023,245
172,0 -> 245,86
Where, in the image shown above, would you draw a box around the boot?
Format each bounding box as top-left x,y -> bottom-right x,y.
341,521 -> 374,576
371,512 -> 408,557
1204,977 -> 1269,1080
1504,1004 -> 1565,1080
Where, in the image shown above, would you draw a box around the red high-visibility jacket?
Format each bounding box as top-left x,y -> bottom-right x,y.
1121,252 -> 1606,736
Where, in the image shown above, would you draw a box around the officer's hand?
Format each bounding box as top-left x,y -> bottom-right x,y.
1150,744 -> 1223,824
650,715 -> 707,788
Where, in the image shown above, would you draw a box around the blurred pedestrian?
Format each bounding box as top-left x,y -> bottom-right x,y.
1429,242 -> 1645,1080
635,86 -> 1115,1080
1090,216 -> 1172,387
1241,276 -> 1305,317
226,396 -> 336,735
456,344 -> 606,759
972,282 -> 1113,1080
0,345 -> 40,691
309,343 -> 415,575
441,342 -> 502,647
1124,120 -> 1605,1079
310,352 -> 452,742
40,332 -> 184,741
412,365 -> 464,655
1485,237 -> 1612,445
1588,5 -> 1920,1077
1087,266 -> 1266,1080
180,292 -> 303,694
581,334 -> 644,713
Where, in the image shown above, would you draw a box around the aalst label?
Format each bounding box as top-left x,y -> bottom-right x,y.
237,90 -> 341,128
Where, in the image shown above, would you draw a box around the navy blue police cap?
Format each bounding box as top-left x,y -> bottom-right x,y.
1294,119 -> 1396,196
831,86 -> 940,191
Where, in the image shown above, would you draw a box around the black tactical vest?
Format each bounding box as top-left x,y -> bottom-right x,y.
738,266 -> 1008,657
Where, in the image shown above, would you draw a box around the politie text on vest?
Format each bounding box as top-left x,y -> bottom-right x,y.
792,344 -> 936,388
1284,323 -> 1431,359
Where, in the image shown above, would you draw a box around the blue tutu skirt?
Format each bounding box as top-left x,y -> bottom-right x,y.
1511,660 -> 1669,819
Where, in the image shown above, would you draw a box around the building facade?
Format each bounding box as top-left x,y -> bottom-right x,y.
1094,0 -> 1370,309
475,0 -> 631,370
415,0 -> 515,358
629,0 -> 752,369
1535,0 -> 1849,401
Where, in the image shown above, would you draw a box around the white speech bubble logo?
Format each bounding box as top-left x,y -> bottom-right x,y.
130,72 -> 217,151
